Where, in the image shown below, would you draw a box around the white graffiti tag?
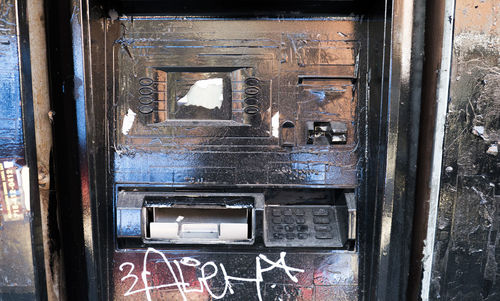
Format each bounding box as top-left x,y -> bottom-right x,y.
119,247 -> 305,301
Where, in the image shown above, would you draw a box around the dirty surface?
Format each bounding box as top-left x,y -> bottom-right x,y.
112,249 -> 358,301
106,18 -> 362,300
114,19 -> 359,188
430,0 -> 500,299
0,0 -> 37,299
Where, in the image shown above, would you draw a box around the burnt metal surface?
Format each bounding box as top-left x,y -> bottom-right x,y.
114,18 -> 359,188
0,0 -> 46,299
63,0 -> 424,299
106,0 -> 379,17
373,0 -> 426,299
107,18 -> 362,300
112,249 -> 358,300
68,14 -> 366,301
429,0 -> 500,299
42,0 -> 93,299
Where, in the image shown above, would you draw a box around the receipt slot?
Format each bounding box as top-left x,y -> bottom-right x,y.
54,0 -> 425,299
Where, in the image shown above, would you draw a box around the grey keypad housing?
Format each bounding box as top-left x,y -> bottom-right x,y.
264,205 -> 347,247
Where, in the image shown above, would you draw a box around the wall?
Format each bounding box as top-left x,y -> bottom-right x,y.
430,0 -> 500,299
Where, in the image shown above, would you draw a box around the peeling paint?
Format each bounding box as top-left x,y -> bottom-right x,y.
122,109 -> 136,135
272,112 -> 280,138
177,78 -> 224,110
486,143 -> 498,155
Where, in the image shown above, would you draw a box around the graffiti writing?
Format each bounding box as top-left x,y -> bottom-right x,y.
119,247 -> 304,301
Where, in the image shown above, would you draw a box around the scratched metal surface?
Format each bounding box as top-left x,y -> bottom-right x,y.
429,0 -> 500,299
65,0 -> 426,297
0,0 -> 36,299
104,18 -> 362,301
112,249 -> 358,301
113,19 -> 359,188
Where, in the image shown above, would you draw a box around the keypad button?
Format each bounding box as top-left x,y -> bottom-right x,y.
313,216 -> 330,224
315,232 -> 334,239
284,217 -> 295,224
297,225 -> 308,232
272,217 -> 282,224
296,217 -> 306,224
285,225 -> 294,232
283,209 -> 293,216
273,225 -> 284,232
272,209 -> 281,216
313,208 -> 329,216
286,233 -> 296,240
298,233 -> 308,240
273,233 -> 284,240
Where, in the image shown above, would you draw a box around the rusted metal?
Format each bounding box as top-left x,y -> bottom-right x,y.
27,0 -> 60,299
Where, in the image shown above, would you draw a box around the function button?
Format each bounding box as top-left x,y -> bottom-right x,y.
244,97 -> 259,105
285,225 -> 294,232
283,209 -> 293,216
314,225 -> 332,232
294,209 -> 305,216
245,86 -> 260,95
286,233 -> 296,240
273,225 -> 284,232
139,96 -> 153,105
272,217 -> 282,224
315,232 -> 334,239
272,209 -> 281,216
296,217 -> 306,224
273,233 -> 284,240
298,233 -> 308,240
296,225 -> 308,232
139,105 -> 154,114
284,217 -> 295,224
313,208 -> 329,216
313,216 -> 330,224
245,77 -> 260,87
244,105 -> 260,115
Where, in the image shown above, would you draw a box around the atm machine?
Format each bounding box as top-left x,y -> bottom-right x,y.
47,0 -> 424,300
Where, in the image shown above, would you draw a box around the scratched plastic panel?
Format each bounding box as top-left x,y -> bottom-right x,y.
113,18 -> 359,187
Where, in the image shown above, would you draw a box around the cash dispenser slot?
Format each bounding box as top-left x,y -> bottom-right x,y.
116,191 -> 258,245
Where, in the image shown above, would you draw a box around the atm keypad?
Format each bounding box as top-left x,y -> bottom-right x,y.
265,206 -> 345,247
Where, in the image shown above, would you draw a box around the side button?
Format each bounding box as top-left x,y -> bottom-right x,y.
313,208 -> 329,216
314,225 -> 332,232
313,216 -> 330,224
315,232 -> 334,239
